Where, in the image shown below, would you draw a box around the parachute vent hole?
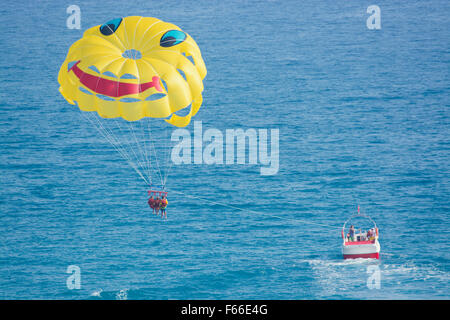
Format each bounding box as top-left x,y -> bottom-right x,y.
122,49 -> 142,60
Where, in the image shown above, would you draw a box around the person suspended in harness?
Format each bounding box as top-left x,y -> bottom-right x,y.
160,195 -> 168,219
153,196 -> 161,215
148,195 -> 156,214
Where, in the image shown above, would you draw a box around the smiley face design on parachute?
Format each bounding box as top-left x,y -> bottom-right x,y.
58,17 -> 206,126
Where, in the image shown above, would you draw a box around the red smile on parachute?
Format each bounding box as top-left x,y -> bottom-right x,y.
69,61 -> 163,98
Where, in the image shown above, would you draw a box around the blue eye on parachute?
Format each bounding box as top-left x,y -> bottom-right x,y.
100,18 -> 123,36
160,30 -> 187,47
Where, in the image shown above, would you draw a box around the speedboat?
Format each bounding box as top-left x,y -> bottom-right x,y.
341,209 -> 380,259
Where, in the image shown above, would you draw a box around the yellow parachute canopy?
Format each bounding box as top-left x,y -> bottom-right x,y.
58,16 -> 206,127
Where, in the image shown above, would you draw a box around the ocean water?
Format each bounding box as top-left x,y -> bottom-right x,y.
0,0 -> 449,299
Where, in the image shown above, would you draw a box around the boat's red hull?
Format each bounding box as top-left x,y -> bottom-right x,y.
343,252 -> 379,259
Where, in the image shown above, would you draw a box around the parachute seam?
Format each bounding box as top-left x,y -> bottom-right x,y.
135,20 -> 162,49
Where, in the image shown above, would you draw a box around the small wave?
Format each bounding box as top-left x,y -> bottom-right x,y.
90,289 -> 103,297
116,289 -> 129,300
88,288 -> 130,300
306,258 -> 380,267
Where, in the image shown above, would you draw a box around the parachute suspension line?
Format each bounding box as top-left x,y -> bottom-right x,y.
83,113 -> 133,182
82,112 -> 135,169
160,126 -> 171,190
82,112 -> 150,185
147,120 -> 164,187
163,125 -> 175,187
111,116 -> 150,184
140,118 -> 153,186
88,113 -> 150,185
164,126 -> 172,186
168,189 -> 342,229
109,117 -> 141,178
79,110 -> 172,190
108,61 -> 150,184
123,119 -> 150,183
108,117 -> 139,168
143,118 -> 160,186
131,57 -> 153,185
163,161 -> 174,187
128,119 -> 151,184
160,125 -> 168,186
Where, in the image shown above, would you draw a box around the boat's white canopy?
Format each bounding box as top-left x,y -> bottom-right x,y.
342,212 -> 377,233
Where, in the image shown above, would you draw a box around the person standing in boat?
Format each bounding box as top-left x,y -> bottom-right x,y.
369,228 -> 376,241
349,225 -> 355,241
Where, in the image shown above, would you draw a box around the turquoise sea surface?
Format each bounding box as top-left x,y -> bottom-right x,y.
0,0 -> 449,299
